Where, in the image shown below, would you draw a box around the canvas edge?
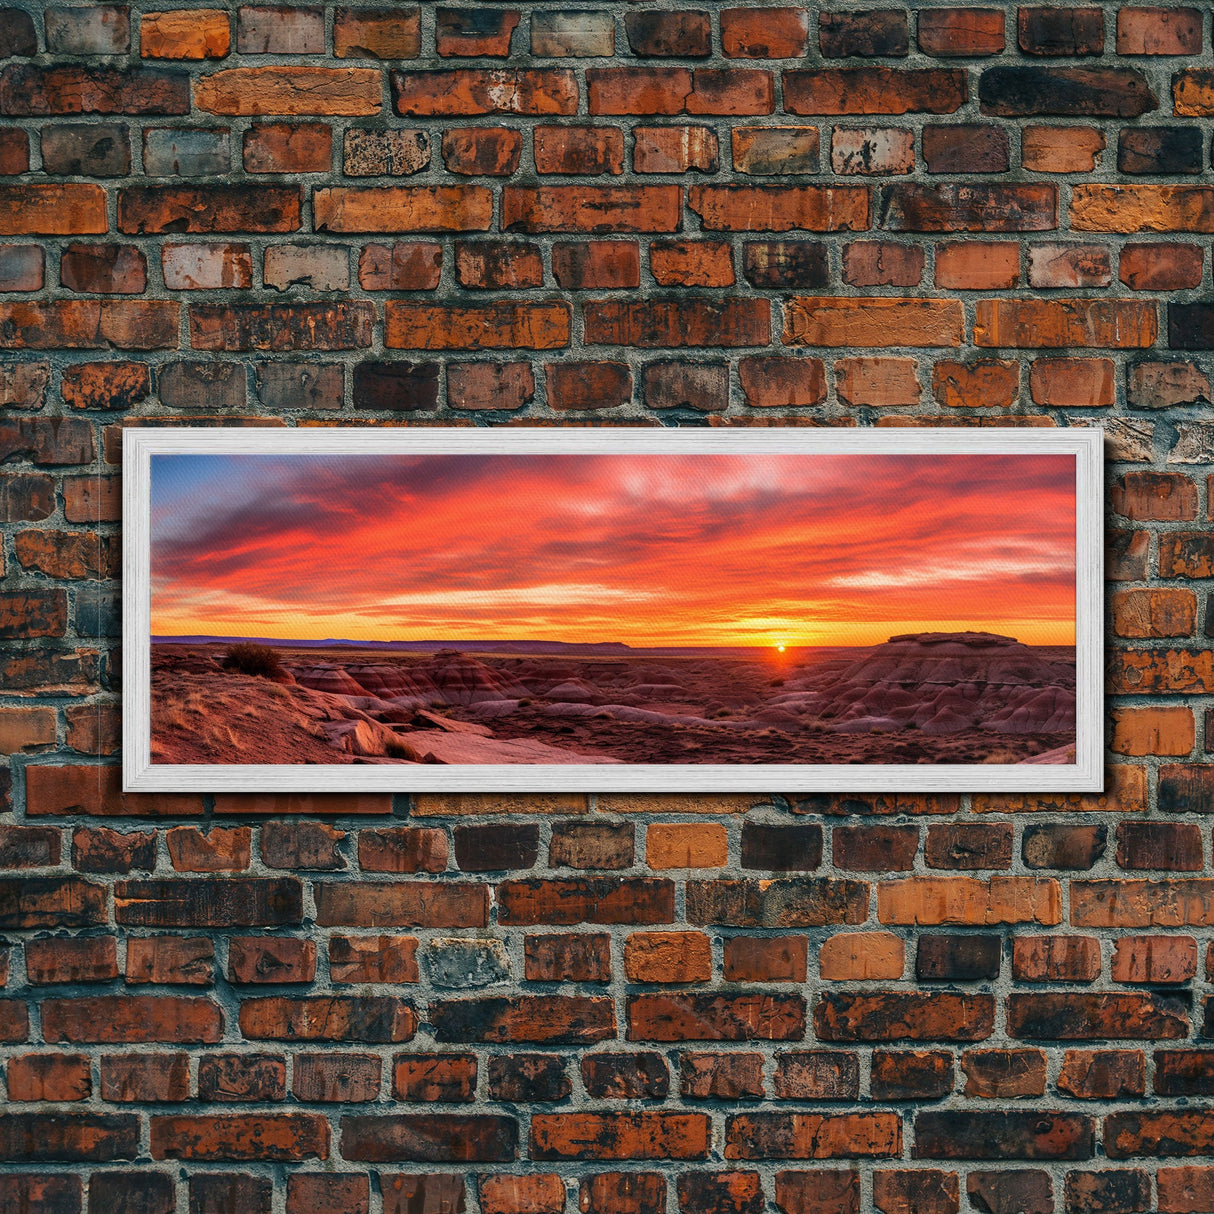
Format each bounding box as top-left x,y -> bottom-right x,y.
122,426 -> 1103,794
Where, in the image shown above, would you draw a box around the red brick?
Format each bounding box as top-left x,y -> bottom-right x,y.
292,1052 -> 381,1103
243,123 -> 332,172
784,69 -> 967,114
504,185 -> 680,233
625,11 -> 711,57
334,9 -> 421,59
442,128 -> 522,175
873,1171 -> 959,1214
126,937 -> 214,986
0,245 -> 42,291
932,359 -> 1019,408
786,298 -> 963,347
480,1175 -> 565,1214
151,1113 -> 329,1161
0,128 -> 26,174
689,184 -> 867,231
315,186 -> 492,233
228,937 -> 316,984
721,8 -> 809,57
431,995 -> 614,1044
1113,471 -> 1198,521
141,9 -> 231,59
239,996 -> 415,1043
1029,357 -> 1115,406
7,1053 -> 91,1101
1058,1049 -> 1145,1099
1012,935 -> 1101,982
26,936 -> 117,984
436,8 -> 519,56
42,996 -> 222,1043
635,125 -> 718,173
189,302 -> 374,351
386,301 -> 569,350
552,241 -> 640,289
919,9 -> 1005,56
548,361 -> 632,411
524,933 -> 612,982
0,64 -> 189,115
974,298 -> 1157,348
1113,935 -> 1198,984
535,125 -> 622,175
340,1113 -> 517,1162
585,298 -> 769,348
455,241 -> 543,290
835,357 -> 921,407
1121,242 -> 1203,290
1112,589 -> 1198,638
843,241 -> 923,287
0,300 -> 178,350
588,68 -> 773,116
119,185 -> 300,233
532,1111 -> 710,1161
394,69 -> 576,116
329,935 -> 418,984
1118,6 -> 1202,54
832,128 -> 914,180
287,1175 -> 368,1214
195,66 -> 381,115
60,243 -> 147,294
628,993 -> 805,1042
935,241 -> 1020,289
739,356 -> 826,408
393,1053 -> 476,1101
726,1111 -> 901,1160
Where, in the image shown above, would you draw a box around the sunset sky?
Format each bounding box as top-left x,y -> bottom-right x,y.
149,451 -> 1077,648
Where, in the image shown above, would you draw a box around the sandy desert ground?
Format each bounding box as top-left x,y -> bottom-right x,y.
149,631 -> 1077,767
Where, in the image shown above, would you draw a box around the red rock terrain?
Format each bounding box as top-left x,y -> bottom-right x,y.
150,632 -> 1075,767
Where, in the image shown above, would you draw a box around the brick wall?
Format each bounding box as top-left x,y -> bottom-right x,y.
2,2 -> 1214,1211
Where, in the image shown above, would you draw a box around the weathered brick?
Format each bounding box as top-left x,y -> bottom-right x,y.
196,66 -> 381,116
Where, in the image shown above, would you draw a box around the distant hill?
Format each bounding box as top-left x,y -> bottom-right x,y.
150,634 -> 805,658
154,634 -> 640,656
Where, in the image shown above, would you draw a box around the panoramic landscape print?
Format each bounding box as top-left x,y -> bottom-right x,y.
145,445 -> 1080,771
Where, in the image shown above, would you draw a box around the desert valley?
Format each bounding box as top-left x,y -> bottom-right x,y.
150,630 -> 1076,768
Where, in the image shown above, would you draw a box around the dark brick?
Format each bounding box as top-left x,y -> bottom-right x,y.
921,124 -> 1010,172
740,824 -> 823,871
925,824 -> 1012,870
1022,824 -> 1107,869
582,1051 -> 670,1099
1119,126 -> 1203,175
916,934 -> 1002,981
453,823 -> 540,871
979,66 -> 1158,117
189,1175 -> 271,1214
819,11 -> 909,57
1018,8 -> 1104,55
912,1111 -> 1093,1160
42,123 -> 131,176
1116,820 -> 1203,870
870,1050 -> 954,1101
340,1113 -> 518,1162
967,1172 -> 1053,1214
352,360 -> 440,411
487,1053 -> 571,1101
548,822 -> 632,871
625,11 -> 712,57
742,241 -> 829,288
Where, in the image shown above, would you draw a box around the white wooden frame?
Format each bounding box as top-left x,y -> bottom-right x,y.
124,426 -> 1103,793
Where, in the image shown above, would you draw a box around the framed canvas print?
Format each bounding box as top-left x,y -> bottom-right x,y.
123,426 -> 1102,792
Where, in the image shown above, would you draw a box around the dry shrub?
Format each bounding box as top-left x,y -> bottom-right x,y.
223,642 -> 285,679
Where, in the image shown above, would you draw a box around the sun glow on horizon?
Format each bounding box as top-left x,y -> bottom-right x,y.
149,452 -> 1078,650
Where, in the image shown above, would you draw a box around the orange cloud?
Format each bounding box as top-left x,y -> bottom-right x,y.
150,452 -> 1077,648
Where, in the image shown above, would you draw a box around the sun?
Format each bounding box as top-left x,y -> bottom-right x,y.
776,644 -> 786,653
